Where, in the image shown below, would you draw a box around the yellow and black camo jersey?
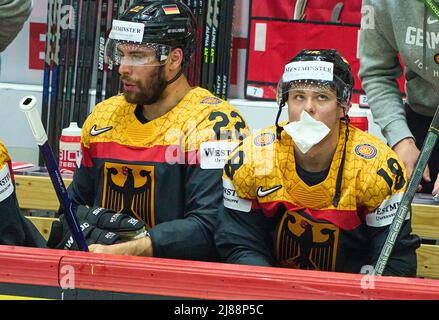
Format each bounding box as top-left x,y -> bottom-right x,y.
217,124 -> 420,275
69,87 -> 249,261
0,141 -> 10,168
0,141 -> 15,211
0,141 -> 45,247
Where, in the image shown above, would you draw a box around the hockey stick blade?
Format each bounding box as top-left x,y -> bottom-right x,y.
19,96 -> 89,252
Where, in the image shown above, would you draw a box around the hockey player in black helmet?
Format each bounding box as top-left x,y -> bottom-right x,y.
105,0 -> 197,105
275,49 -> 354,207
66,1 -> 250,259
216,49 -> 419,276
275,49 -> 354,140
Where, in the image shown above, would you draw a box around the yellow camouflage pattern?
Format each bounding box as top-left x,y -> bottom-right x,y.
82,87 -> 249,151
0,140 -> 10,168
224,123 -> 407,214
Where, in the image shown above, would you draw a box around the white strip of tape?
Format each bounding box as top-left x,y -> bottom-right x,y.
283,61 -> 334,82
109,20 -> 145,43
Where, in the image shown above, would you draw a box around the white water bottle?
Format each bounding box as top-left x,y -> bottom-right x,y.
348,106 -> 369,132
59,122 -> 82,175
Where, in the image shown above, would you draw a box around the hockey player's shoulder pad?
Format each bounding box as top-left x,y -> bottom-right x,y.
0,140 -> 10,166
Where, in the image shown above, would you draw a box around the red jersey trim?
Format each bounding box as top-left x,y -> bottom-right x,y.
258,200 -> 361,231
7,161 -> 14,182
81,144 -> 93,168
83,141 -> 200,166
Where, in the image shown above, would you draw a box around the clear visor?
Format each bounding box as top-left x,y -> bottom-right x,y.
105,39 -> 171,66
276,76 -> 350,108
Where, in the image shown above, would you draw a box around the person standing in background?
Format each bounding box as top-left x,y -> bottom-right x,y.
359,0 -> 439,195
0,0 -> 46,247
0,0 -> 33,72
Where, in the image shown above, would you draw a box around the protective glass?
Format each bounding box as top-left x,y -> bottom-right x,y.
277,77 -> 350,109
276,59 -> 352,108
105,39 -> 171,66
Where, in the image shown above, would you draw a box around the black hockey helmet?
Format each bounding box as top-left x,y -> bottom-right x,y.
276,49 -> 354,109
106,0 -> 197,67
275,49 -> 354,138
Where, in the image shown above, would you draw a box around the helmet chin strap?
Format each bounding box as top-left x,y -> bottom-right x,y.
275,101 -> 286,140
339,104 -> 350,122
165,68 -> 183,87
332,105 -> 350,207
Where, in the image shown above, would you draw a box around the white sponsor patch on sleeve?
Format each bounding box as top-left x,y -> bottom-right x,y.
223,178 -> 252,212
200,141 -> 238,169
0,163 -> 14,202
283,61 -> 334,82
109,20 -> 145,42
365,193 -> 409,227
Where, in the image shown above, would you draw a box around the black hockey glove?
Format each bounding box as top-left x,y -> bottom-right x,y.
47,206 -> 148,250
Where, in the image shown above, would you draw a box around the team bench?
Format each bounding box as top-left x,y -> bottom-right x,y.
13,174 -> 439,280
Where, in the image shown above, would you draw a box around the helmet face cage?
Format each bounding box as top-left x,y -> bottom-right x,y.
105,39 -> 172,66
277,77 -> 352,110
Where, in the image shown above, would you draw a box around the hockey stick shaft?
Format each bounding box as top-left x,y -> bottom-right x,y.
108,0 -> 125,97
105,0 -> 120,98
62,0 -> 79,128
207,0 -> 219,92
42,0 -> 55,129
19,96 -> 88,252
221,0 -> 234,100
40,0 -> 55,166
78,0 -> 99,126
201,0 -> 213,88
214,0 -> 224,96
374,105 -> 439,275
194,0 -> 205,86
48,0 -> 62,158
72,0 -> 88,123
95,0 -> 108,104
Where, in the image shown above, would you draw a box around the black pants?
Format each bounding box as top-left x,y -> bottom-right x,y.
406,105 -> 439,194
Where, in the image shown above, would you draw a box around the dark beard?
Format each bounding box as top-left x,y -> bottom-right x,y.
122,67 -> 167,105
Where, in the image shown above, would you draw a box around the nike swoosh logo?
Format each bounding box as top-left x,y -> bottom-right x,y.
90,125 -> 113,136
257,185 -> 282,197
427,17 -> 438,24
